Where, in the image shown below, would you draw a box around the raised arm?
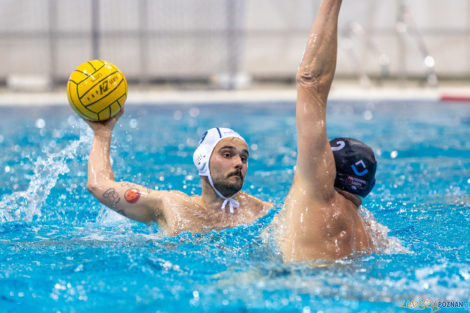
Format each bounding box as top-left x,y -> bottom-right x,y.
85,111 -> 162,223
294,0 -> 342,201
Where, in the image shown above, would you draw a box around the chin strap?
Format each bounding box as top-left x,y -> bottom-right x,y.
207,174 -> 239,213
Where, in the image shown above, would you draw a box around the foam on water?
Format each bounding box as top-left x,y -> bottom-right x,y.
360,206 -> 412,255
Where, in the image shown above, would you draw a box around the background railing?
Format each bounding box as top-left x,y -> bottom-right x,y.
0,0 -> 468,90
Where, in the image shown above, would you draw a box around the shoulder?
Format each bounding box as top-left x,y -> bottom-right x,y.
148,189 -> 201,214
237,192 -> 274,212
151,189 -> 189,198
150,190 -> 198,205
151,190 -> 205,224
287,173 -> 336,205
237,191 -> 267,203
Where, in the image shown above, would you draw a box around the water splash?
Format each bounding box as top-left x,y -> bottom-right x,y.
360,206 -> 412,254
95,206 -> 128,225
262,206 -> 411,258
0,121 -> 90,223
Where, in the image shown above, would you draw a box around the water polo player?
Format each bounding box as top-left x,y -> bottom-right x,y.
85,113 -> 272,235
275,0 -> 377,260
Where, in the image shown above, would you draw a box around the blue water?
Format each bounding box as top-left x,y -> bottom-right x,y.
0,100 -> 469,313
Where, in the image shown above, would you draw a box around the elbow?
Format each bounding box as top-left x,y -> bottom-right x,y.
296,71 -> 325,92
87,176 -> 113,196
296,68 -> 334,90
86,182 -> 99,197
296,70 -> 320,87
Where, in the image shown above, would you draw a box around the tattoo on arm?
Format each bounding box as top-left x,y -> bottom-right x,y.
103,188 -> 128,217
103,188 -> 121,209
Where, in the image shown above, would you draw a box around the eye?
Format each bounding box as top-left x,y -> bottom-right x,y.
241,155 -> 248,163
223,152 -> 231,158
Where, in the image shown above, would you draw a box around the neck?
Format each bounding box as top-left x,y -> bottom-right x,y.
336,188 -> 362,207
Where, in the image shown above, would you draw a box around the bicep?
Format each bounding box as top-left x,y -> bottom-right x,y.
89,181 -> 163,223
294,82 -> 336,200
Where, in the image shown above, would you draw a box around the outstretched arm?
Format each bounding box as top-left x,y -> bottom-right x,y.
85,111 -> 162,223
294,0 -> 342,201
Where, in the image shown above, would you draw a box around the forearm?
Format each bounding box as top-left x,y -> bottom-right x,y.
293,0 -> 341,195
297,0 -> 342,92
295,0 -> 342,138
85,133 -> 160,223
87,130 -> 115,188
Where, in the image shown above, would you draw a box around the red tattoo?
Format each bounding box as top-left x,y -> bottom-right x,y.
124,188 -> 141,203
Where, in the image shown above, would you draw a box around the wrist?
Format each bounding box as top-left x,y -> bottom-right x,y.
94,128 -> 113,138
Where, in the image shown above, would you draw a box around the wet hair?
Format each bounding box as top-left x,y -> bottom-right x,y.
330,137 -> 377,197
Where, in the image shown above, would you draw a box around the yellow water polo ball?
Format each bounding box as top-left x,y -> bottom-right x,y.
66,60 -> 127,121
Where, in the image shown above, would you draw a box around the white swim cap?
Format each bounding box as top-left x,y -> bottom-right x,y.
193,127 -> 246,213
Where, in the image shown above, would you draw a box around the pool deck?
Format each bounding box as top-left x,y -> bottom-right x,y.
1,82 -> 470,106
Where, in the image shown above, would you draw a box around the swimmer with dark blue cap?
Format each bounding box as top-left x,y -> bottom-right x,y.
274,0 -> 383,261
85,110 -> 272,235
330,137 -> 377,198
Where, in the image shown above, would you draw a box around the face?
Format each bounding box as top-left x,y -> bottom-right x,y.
209,137 -> 249,197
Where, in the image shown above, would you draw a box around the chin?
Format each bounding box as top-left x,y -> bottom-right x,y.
215,180 -> 244,197
231,177 -> 244,189
227,182 -> 243,194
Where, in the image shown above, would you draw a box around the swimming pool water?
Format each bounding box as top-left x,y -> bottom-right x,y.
0,100 -> 469,313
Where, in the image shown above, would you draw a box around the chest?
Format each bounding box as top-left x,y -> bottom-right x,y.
162,200 -> 261,234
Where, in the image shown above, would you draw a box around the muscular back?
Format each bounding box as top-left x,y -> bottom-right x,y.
278,178 -> 373,261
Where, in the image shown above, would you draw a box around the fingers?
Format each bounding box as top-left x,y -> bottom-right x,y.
97,108 -> 124,131
108,108 -> 124,124
115,108 -> 125,120
82,107 -> 126,134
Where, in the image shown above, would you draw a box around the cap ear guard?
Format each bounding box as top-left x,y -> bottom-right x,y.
193,145 -> 210,174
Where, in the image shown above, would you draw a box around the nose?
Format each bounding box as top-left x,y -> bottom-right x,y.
234,155 -> 243,169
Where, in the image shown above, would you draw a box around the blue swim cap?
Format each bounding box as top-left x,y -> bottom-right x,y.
330,137 -> 377,198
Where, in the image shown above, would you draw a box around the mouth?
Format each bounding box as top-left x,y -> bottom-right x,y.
228,171 -> 243,180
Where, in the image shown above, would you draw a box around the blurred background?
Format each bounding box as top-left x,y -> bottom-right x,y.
0,0 -> 468,91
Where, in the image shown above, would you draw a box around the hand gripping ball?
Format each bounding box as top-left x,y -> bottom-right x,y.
66,60 -> 127,121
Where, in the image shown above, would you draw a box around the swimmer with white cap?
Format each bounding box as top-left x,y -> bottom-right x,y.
193,127 -> 247,214
273,0 -> 381,261
84,116 -> 272,235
